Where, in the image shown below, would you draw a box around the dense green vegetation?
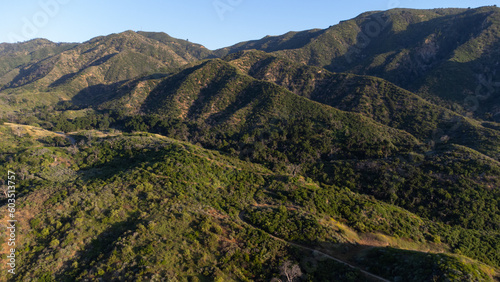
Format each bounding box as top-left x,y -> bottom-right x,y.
0,128 -> 497,281
18,58 -> 498,238
0,131 -> 368,281
224,50 -> 500,159
220,6 -> 500,119
357,247 -> 494,281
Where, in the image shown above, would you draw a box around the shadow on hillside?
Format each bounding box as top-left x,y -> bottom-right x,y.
55,214 -> 143,281
70,73 -> 172,108
328,10 -> 491,85
8,57 -> 57,88
185,76 -> 261,125
277,239 -> 498,282
139,62 -> 208,114
326,10 -> 500,122
49,72 -> 79,88
246,56 -> 277,77
75,141 -> 176,184
49,54 -> 119,88
71,80 -> 130,106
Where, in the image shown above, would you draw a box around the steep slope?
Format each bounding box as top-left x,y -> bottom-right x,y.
0,31 -> 213,112
137,31 -> 213,60
101,58 -> 420,159
217,6 -> 500,119
0,39 -> 77,87
0,125 -> 497,281
214,29 -> 326,57
2,7 -> 499,117
39,58 -> 498,241
224,50 -> 500,160
1,7 -> 500,281
2,28 -> 498,251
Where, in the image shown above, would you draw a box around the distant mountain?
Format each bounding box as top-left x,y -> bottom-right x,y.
2,7 -> 499,117
0,39 -> 77,87
96,57 -> 420,159
0,31 -> 213,108
217,6 -> 500,119
213,29 -> 326,57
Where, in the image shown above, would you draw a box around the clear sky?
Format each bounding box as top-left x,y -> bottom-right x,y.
0,0 -> 498,50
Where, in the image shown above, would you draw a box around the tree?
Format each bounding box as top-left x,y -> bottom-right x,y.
279,261 -> 302,282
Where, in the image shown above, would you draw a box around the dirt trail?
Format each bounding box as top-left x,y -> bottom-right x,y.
237,211 -> 391,282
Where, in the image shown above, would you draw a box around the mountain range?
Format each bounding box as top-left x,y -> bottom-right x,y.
1,5 -> 500,281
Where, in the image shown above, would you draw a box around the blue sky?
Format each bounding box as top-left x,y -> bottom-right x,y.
0,0 -> 498,50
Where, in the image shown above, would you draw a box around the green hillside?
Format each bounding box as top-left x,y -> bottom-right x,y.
17,56 -> 499,250
0,39 -> 77,84
0,31 -> 213,113
0,124 -> 497,281
218,6 -> 500,119
224,50 -> 500,160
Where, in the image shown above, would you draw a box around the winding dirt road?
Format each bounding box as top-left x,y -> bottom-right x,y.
237,211 -> 391,282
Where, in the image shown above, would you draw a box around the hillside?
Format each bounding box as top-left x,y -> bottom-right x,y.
0,39 -> 77,85
218,6 -> 500,119
0,31 -> 212,112
17,56 -> 500,260
0,124 -> 498,281
1,7 -> 500,116
223,50 -> 500,160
